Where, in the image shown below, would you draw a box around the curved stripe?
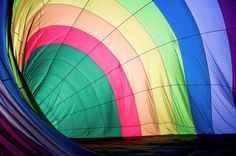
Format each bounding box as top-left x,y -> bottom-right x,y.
186,0 -> 236,133
24,44 -> 123,138
218,0 -> 236,107
115,1 -> 177,134
0,109 -> 49,155
1,1 -> 91,154
23,3 -> 175,135
154,0 -> 213,134
117,0 -> 195,134
11,0 -> 88,60
21,4 -> 160,135
25,26 -> 141,137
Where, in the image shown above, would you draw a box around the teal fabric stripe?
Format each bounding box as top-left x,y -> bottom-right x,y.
23,44 -> 122,138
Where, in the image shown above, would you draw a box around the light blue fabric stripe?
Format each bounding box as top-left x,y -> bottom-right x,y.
186,0 -> 236,133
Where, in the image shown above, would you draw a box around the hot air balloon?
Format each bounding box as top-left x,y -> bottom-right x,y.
1,0 -> 236,155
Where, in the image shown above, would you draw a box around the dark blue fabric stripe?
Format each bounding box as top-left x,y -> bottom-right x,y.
0,0 -> 92,155
0,0 -> 12,81
153,0 -> 213,134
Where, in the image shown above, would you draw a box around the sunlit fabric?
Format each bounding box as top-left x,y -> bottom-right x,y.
1,1 -> 236,153
9,0 -> 236,138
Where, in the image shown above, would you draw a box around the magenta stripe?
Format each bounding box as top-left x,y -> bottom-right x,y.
24,25 -> 141,137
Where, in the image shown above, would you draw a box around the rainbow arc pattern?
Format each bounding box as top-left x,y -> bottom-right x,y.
10,0 -> 236,138
1,1 -> 236,154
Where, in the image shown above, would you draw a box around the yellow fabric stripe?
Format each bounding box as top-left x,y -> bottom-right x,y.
119,17 -> 176,134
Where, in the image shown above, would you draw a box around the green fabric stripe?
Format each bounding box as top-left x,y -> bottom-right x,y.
23,44 -> 122,138
116,0 -> 195,134
12,0 -> 21,11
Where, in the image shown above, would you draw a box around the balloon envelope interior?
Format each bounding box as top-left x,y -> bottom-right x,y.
9,0 -> 236,138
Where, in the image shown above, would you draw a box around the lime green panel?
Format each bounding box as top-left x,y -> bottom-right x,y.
23,44 -> 122,138
12,0 -> 21,11
117,0 -> 195,134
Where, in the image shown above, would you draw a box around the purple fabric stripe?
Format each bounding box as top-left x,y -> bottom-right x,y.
218,0 -> 236,107
0,81 -> 50,155
0,80 -> 68,155
0,114 -> 51,156
186,0 -> 236,133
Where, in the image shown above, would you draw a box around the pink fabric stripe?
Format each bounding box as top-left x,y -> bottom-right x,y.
25,25 -> 141,137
